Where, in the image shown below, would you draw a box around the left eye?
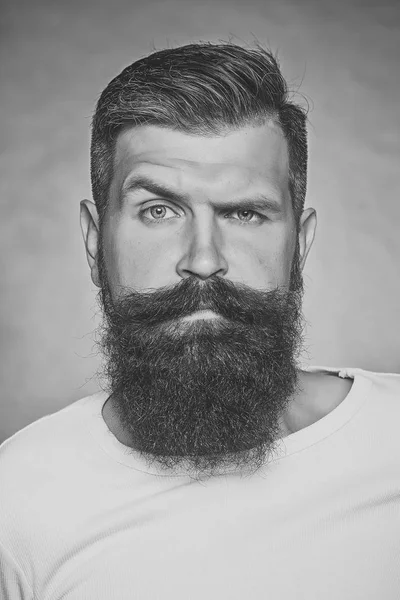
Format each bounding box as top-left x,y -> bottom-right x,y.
236,209 -> 256,221
227,209 -> 265,224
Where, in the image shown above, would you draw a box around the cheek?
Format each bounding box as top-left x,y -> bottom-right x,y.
102,219 -> 176,291
233,228 -> 296,289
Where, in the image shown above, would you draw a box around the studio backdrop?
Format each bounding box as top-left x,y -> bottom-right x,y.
1,0 -> 399,442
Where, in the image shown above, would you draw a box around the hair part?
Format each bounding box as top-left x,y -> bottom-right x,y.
90,42 -> 308,227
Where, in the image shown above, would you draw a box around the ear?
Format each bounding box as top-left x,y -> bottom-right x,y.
298,207 -> 317,270
80,199 -> 101,288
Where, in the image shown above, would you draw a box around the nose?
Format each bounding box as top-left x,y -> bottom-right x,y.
176,216 -> 228,280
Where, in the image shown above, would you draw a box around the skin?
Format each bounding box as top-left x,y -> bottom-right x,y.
81,122 -> 353,443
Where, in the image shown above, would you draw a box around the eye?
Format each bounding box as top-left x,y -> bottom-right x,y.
141,204 -> 179,222
237,209 -> 255,222
226,209 -> 267,224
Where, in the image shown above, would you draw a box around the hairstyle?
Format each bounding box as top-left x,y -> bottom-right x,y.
91,42 -> 308,226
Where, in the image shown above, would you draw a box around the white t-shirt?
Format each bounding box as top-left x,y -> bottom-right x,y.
1,367 -> 399,599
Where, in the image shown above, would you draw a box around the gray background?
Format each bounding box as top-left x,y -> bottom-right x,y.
1,0 -> 399,442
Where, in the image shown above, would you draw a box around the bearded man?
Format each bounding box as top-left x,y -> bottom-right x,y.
1,43 -> 399,599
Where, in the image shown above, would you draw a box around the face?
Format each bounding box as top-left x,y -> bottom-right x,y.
81,123 -> 316,480
96,122 -> 313,294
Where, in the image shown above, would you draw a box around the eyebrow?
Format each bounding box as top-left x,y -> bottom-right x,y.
121,175 -> 191,205
121,175 -> 283,214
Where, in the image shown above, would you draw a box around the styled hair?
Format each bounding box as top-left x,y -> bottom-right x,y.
91,42 -> 308,226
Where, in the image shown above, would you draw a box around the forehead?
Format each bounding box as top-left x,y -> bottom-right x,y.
112,123 -> 290,200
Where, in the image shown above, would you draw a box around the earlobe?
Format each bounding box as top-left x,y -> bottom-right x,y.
80,199 -> 101,288
298,208 -> 317,270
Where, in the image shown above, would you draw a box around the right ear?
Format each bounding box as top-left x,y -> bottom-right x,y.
80,199 -> 101,288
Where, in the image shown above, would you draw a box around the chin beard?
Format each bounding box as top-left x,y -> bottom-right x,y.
96,243 -> 305,480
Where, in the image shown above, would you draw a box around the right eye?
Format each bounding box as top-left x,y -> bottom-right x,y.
141,204 -> 180,222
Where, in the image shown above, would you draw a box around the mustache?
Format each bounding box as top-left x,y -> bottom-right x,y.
101,275 -> 302,329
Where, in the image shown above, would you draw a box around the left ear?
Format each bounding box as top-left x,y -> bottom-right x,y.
298,207 -> 317,270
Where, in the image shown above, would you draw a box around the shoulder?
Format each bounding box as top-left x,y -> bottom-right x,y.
0,392 -> 105,495
300,366 -> 400,422
0,392 -> 106,552
0,393 -> 103,592
1,395 -> 88,460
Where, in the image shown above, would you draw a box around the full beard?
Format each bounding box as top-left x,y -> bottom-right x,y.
96,242 -> 305,480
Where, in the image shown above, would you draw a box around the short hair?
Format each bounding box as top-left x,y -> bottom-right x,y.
91,42 -> 308,226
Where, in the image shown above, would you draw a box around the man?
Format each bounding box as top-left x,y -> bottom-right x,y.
0,42 -> 399,599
